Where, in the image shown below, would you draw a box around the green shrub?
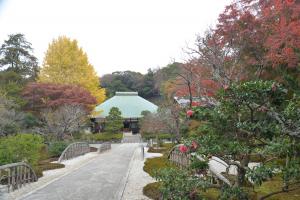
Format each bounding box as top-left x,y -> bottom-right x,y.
83,133 -> 123,142
143,182 -> 161,200
155,168 -> 203,200
48,141 -> 68,157
0,134 -> 43,166
142,133 -> 172,140
144,156 -> 176,177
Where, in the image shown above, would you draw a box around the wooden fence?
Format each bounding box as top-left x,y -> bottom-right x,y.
0,162 -> 37,192
98,142 -> 111,153
58,142 -> 90,163
168,146 -> 192,169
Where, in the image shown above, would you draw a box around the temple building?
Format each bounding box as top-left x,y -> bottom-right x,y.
92,92 -> 158,133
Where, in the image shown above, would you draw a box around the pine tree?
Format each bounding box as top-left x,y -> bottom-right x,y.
105,107 -> 123,133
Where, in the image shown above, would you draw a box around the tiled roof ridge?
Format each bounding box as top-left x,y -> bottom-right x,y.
115,91 -> 138,96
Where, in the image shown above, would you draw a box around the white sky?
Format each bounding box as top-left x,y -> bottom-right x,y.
0,0 -> 232,75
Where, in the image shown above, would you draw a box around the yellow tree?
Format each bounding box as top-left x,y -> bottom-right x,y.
38,36 -> 105,103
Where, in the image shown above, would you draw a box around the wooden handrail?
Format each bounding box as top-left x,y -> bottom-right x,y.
98,142 -> 111,153
0,162 -> 37,192
58,142 -> 90,163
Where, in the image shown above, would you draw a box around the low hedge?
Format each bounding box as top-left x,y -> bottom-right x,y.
142,133 -> 173,140
83,133 -> 123,142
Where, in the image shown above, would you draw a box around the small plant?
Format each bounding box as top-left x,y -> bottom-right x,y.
190,159 -> 209,174
48,141 -> 68,157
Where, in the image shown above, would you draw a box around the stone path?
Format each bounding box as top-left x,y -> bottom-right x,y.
17,144 -> 139,200
122,132 -> 142,143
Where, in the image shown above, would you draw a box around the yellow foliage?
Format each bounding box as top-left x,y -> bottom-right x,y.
38,36 -> 106,103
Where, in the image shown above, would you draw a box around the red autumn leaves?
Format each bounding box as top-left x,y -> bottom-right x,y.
22,83 -> 97,111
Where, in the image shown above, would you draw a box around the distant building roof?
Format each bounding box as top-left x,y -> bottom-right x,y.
94,92 -> 158,118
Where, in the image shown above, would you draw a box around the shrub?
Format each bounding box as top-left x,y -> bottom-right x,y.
143,182 -> 161,200
48,141 -> 68,157
83,133 -> 123,142
0,134 -> 43,166
155,168 -> 203,200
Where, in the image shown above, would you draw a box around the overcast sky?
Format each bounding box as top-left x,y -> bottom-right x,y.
0,0 -> 232,75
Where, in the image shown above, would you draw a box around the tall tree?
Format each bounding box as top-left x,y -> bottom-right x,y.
0,33 -> 38,79
38,36 -> 105,103
105,107 -> 123,133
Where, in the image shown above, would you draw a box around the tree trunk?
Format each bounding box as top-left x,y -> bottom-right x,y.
188,82 -> 193,109
156,134 -> 159,148
236,155 -> 250,187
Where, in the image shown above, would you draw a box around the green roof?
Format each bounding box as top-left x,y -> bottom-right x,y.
94,92 -> 158,118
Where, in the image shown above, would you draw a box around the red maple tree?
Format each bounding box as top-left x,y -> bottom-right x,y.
22,83 -> 97,112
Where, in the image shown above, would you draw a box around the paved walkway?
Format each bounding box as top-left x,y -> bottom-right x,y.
122,132 -> 142,143
19,144 -> 139,200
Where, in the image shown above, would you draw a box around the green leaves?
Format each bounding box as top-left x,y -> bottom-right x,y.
154,168 -> 207,200
246,165 -> 274,186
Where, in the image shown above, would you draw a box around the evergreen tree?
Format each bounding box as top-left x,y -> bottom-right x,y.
0,33 -> 39,79
105,107 -> 123,133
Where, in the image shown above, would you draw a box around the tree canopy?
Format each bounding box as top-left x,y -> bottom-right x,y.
0,33 -> 39,80
38,36 -> 105,103
22,83 -> 97,112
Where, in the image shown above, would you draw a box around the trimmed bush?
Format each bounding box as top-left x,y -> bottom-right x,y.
83,133 -> 123,142
143,182 -> 161,200
48,141 -> 68,157
0,134 -> 43,166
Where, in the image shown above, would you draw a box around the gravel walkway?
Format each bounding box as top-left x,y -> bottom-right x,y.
12,144 -> 139,200
121,147 -> 163,200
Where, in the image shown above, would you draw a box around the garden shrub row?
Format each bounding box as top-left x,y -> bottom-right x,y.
142,133 -> 172,140
82,132 -> 123,142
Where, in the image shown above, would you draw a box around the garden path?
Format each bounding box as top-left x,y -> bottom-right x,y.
18,143 -> 140,200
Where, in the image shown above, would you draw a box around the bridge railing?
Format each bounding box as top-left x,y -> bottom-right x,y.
98,142 -> 111,153
168,145 -> 191,169
0,162 -> 37,192
58,142 -> 90,163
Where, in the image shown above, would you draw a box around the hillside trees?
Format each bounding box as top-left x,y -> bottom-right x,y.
101,71 -> 143,97
140,69 -> 159,98
38,36 -> 105,103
